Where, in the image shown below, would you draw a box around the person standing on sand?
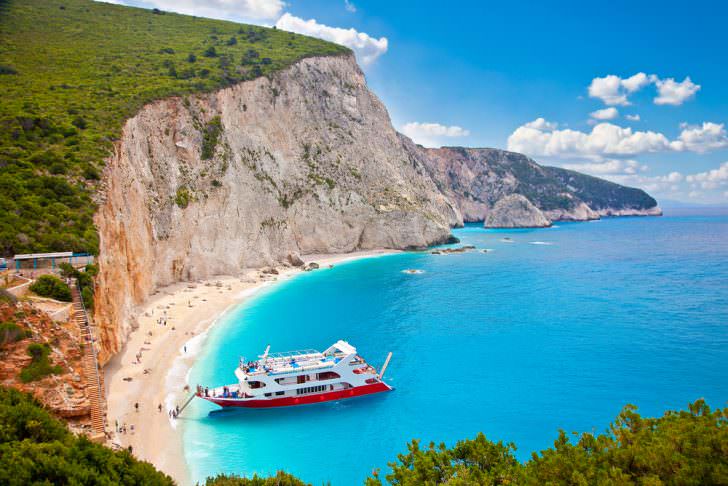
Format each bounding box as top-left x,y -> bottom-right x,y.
134,402 -> 139,412
158,403 -> 162,412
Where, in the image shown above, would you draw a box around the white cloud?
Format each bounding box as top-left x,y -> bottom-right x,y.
625,114 -> 641,121
561,159 -> 646,175
654,77 -> 701,106
671,122 -> 728,153
587,73 -> 700,106
595,164 -> 728,204
104,0 -> 284,21
400,122 -> 470,148
508,118 -> 728,160
524,118 -> 558,131
590,107 -> 619,120
344,0 -> 357,13
686,162 -> 728,190
507,119 -> 672,159
276,13 -> 388,65
588,72 -> 650,106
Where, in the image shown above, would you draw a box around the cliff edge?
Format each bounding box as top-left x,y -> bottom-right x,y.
93,54 -> 461,363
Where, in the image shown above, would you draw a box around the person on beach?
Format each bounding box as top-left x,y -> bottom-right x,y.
158,404 -> 162,412
134,402 -> 139,412
184,345 -> 187,353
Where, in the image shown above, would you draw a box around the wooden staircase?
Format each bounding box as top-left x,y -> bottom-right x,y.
71,282 -> 106,440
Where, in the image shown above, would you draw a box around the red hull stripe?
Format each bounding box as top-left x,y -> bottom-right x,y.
202,382 -> 392,408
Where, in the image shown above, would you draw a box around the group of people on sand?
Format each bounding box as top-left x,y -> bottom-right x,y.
114,419 -> 134,435
168,404 -> 180,419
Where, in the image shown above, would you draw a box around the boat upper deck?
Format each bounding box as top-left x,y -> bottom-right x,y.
239,341 -> 362,377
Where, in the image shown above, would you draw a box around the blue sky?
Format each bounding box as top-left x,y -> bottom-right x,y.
103,0 -> 728,203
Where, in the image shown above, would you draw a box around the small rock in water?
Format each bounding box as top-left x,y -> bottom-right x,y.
402,269 -> 424,275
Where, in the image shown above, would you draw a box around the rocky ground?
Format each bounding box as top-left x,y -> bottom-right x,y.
0,299 -> 94,432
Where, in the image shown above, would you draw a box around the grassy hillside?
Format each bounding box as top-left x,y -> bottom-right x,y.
0,0 -> 349,256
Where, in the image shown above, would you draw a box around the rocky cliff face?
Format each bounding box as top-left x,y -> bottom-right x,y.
485,194 -> 551,228
93,54 -> 461,363
417,146 -> 660,223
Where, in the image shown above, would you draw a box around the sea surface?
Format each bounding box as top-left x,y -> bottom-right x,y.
184,209 -> 728,485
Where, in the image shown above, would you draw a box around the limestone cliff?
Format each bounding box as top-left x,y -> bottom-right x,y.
417,146 -> 661,223
485,194 -> 551,228
93,54 -> 461,363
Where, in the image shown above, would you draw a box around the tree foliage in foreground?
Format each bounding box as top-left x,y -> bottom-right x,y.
364,399 -> 728,486
205,471 -> 308,486
0,386 -> 174,486
1,387 -> 724,485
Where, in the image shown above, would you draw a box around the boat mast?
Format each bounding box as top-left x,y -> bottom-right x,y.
378,352 -> 393,379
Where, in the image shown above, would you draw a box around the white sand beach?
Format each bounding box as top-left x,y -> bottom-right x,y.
104,250 -> 397,484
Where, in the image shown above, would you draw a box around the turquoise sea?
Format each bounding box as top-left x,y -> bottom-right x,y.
184,209 -> 728,485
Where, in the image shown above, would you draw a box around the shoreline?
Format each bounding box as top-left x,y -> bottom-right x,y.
103,249 -> 398,485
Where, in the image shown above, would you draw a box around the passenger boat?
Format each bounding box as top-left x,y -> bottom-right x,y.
196,340 -> 393,408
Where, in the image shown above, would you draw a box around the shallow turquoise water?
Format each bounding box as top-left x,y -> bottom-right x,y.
184,210 -> 728,485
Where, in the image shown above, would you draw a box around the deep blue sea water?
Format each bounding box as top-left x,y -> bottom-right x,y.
184,210 -> 728,485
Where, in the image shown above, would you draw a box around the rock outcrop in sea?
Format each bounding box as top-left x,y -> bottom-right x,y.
485,194 -> 551,228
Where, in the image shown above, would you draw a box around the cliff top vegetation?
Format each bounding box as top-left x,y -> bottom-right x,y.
0,0 -> 349,257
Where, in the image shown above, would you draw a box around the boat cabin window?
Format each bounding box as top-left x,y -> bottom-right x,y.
248,380 -> 265,389
316,371 -> 340,380
296,385 -> 327,395
275,391 -> 285,396
296,375 -> 306,384
264,392 -> 272,397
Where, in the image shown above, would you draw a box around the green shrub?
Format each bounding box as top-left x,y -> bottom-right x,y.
175,187 -> 192,209
0,386 -> 174,484
19,343 -> 62,383
81,286 -> 93,309
28,275 -> 71,302
203,46 -> 218,57
0,322 -> 31,347
57,262 -> 76,279
205,472 -> 308,486
201,116 -> 223,160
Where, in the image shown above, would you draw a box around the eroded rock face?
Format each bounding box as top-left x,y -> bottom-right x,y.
484,194 -> 551,228
417,146 -> 659,223
93,54 -> 461,363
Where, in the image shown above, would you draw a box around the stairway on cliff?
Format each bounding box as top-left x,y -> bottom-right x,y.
71,283 -> 106,440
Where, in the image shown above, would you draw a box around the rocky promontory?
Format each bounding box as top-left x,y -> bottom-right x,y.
485,194 -> 551,228
417,146 -> 661,224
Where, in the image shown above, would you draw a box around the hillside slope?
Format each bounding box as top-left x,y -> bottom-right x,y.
0,0 -> 347,255
418,146 -> 661,223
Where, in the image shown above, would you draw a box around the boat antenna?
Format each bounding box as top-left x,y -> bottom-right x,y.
260,344 -> 270,361
378,352 -> 393,379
